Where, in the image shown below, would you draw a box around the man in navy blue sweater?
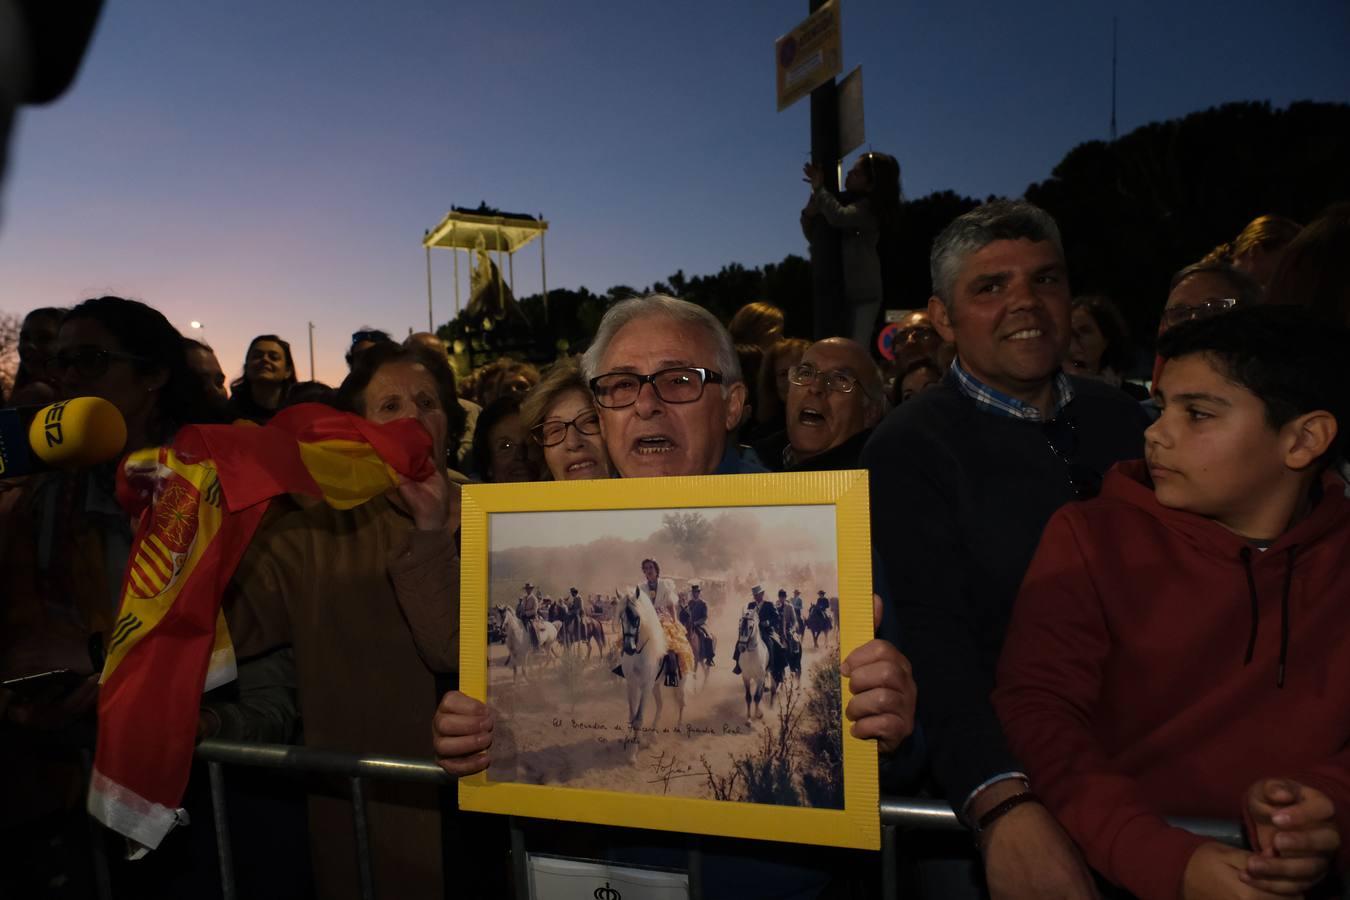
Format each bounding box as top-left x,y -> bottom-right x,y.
862,202 -> 1150,899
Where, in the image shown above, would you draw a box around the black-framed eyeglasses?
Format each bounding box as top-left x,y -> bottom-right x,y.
48,347 -> 150,379
1042,416 -> 1102,500
589,367 -> 724,409
1161,298 -> 1237,328
788,363 -> 858,394
531,410 -> 601,447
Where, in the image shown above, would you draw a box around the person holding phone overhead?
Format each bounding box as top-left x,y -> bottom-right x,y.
801,152 -> 903,346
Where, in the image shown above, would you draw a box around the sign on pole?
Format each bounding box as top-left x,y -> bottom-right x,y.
775,0 -> 843,112
837,65 -> 864,157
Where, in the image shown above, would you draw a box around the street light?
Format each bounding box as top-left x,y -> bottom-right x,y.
189,321 -> 205,342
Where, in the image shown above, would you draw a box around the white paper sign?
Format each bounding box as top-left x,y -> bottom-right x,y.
527,854 -> 689,900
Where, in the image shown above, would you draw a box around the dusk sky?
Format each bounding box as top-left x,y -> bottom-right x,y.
3,1 -> 1348,386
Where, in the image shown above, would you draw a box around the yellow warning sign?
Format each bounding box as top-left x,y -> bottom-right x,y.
775,0 -> 843,112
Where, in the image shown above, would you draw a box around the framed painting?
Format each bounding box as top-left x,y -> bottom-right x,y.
457,469 -> 878,850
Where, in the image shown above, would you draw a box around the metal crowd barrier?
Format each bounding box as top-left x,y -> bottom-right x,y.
194,739 -> 1246,900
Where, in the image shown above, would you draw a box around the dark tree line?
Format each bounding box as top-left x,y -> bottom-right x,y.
443,101 -> 1350,365
1026,100 -> 1350,344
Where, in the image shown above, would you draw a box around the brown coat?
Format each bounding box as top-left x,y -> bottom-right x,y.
225,494 -> 459,900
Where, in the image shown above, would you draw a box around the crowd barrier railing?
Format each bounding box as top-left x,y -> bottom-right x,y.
193,738 -> 1246,900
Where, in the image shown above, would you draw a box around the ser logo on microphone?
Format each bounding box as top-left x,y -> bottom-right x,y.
44,401 -> 67,448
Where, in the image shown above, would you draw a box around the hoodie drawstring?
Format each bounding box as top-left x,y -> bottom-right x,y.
1238,545 -> 1298,689
1277,546 -> 1298,689
1240,547 -> 1260,667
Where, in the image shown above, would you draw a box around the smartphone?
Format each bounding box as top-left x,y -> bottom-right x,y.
1,669 -> 90,699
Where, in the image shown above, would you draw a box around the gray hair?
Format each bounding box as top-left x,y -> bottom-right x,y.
929,200 -> 1065,309
581,293 -> 743,387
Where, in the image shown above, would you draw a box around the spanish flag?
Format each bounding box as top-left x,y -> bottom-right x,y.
87,403 -> 435,850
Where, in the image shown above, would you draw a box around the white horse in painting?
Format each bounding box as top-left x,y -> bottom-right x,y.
620,581 -> 686,737
499,604 -> 559,682
737,607 -> 775,721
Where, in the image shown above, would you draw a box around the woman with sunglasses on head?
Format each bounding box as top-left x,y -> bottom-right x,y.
520,357 -> 612,481
228,334 -> 298,424
1147,262 -> 1263,398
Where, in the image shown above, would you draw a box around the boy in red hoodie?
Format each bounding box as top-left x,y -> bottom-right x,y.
995,305 -> 1350,900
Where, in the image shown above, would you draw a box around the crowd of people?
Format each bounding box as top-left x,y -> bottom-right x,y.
2,197 -> 1350,900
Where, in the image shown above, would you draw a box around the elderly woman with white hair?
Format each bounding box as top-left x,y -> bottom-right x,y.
224,341 -> 462,900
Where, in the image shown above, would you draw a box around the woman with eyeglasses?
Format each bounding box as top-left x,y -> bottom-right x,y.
520,358 -> 612,481
228,334 -> 298,424
45,297 -> 224,450
471,394 -> 541,482
1,297 -> 226,887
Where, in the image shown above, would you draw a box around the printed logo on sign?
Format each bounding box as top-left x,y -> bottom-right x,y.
594,884 -> 621,900
44,402 -> 67,447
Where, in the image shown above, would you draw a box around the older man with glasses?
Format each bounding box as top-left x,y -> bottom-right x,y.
581,295 -> 758,478
757,337 -> 886,472
434,294 -> 916,897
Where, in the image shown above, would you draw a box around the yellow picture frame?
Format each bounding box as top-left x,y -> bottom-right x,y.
457,469 -> 879,851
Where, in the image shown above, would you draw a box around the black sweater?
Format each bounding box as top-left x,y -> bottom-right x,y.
860,373 -> 1149,812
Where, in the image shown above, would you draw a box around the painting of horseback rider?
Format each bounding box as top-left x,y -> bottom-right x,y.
805,589 -> 834,648
564,586 -> 586,642
648,560 -> 694,683
516,582 -> 542,647
733,585 -> 786,678
681,583 -> 715,669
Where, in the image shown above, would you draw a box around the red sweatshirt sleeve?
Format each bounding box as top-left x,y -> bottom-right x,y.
993,507 -> 1208,900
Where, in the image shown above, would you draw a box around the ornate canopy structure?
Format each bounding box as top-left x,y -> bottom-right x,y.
422,207 -> 550,329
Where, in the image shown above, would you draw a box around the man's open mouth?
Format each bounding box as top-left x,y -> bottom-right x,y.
1006,328 -> 1044,341
797,407 -> 826,427
633,435 -> 675,455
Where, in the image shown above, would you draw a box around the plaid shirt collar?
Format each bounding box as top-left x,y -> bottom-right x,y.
949,357 -> 1075,422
